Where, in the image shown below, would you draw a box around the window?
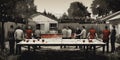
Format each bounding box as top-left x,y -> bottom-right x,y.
36,24 -> 44,30
49,23 -> 57,30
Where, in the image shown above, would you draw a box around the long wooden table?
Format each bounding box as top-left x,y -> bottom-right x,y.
16,39 -> 106,54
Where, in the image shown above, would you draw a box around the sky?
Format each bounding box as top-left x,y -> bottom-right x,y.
34,0 -> 94,18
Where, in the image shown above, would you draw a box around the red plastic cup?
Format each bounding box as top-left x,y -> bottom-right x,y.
89,39 -> 92,42
83,40 -> 85,42
26,40 -> 29,42
33,40 -> 35,42
42,39 -> 44,42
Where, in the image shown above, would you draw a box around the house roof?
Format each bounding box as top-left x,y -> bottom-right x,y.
100,11 -> 120,21
29,13 -> 58,24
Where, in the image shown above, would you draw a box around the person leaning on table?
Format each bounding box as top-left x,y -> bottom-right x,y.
102,26 -> 110,53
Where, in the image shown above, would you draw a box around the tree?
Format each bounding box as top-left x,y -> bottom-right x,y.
14,0 -> 37,18
68,2 -> 90,18
107,0 -> 120,12
0,0 -> 37,23
91,0 -> 120,16
60,13 -> 68,19
42,11 -> 57,20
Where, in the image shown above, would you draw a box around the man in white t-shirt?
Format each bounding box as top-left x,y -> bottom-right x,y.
14,26 -> 24,43
34,26 -> 41,39
66,26 -> 72,39
62,26 -> 67,39
78,26 -> 86,39
61,26 -> 67,48
14,26 -> 24,54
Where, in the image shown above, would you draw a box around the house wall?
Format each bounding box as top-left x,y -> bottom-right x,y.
31,15 -> 58,34
109,19 -> 120,36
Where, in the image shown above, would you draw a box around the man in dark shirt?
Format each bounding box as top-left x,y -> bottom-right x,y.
8,25 -> 15,55
75,27 -> 81,39
110,25 -> 116,53
75,27 -> 81,48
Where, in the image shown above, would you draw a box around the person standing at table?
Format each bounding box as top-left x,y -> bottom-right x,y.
74,27 -> 81,48
34,25 -> 41,39
78,26 -> 86,39
66,26 -> 72,48
76,26 -> 86,49
25,26 -> 33,39
66,26 -> 72,39
14,26 -> 24,43
8,25 -> 15,55
61,26 -> 67,48
87,27 -> 98,39
110,25 -> 116,53
102,26 -> 110,53
14,26 -> 24,54
75,27 -> 81,39
62,26 -> 67,39
87,27 -> 98,50
25,26 -> 33,51
34,25 -> 41,49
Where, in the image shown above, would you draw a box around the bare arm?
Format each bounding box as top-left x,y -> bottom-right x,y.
14,31 -> 17,40
95,33 -> 98,39
87,32 -> 90,38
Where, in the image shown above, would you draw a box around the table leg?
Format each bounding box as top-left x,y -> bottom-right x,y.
28,46 -> 30,51
93,45 -> 96,54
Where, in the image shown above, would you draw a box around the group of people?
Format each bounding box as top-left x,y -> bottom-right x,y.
61,25 -> 116,53
8,25 -> 41,55
8,24 -> 116,55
